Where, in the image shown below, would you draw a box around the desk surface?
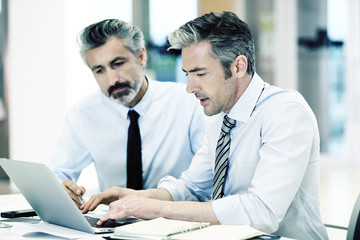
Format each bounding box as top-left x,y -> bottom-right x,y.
0,193 -> 105,240
0,194 -> 299,240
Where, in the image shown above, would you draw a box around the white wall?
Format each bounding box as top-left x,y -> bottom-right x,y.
7,0 -> 131,193
344,0 -> 360,163
274,0 -> 297,90
8,0 -> 68,163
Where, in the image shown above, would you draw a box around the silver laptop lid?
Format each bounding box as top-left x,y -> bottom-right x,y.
0,158 -> 94,234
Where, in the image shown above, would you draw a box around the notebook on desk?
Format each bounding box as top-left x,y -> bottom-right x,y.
0,158 -> 139,234
110,217 -> 266,240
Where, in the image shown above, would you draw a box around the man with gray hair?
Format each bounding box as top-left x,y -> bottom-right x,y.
48,19 -> 205,207
81,12 -> 328,240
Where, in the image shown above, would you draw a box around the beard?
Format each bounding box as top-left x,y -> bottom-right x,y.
107,76 -> 143,105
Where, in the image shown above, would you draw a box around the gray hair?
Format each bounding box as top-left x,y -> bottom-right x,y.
78,19 -> 145,65
168,11 -> 255,78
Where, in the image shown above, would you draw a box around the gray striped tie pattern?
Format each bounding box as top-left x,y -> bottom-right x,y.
212,115 -> 236,200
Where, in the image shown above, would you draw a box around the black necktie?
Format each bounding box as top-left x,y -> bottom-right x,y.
127,110 -> 142,190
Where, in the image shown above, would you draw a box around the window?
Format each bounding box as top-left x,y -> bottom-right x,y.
147,0 -> 197,83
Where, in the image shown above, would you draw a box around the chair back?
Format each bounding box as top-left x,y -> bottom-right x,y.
347,193 -> 360,240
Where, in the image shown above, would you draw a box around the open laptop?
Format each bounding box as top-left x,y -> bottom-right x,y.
0,158 -> 138,234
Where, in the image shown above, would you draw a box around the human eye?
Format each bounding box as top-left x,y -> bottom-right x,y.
197,72 -> 206,77
95,68 -> 104,74
112,60 -> 124,68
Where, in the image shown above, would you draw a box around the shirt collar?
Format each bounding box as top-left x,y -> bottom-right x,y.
227,73 -> 265,123
129,77 -> 152,118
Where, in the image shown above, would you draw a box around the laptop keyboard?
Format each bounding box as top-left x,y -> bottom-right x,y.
84,215 -> 131,228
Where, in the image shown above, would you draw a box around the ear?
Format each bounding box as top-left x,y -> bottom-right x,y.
138,47 -> 147,68
233,55 -> 248,78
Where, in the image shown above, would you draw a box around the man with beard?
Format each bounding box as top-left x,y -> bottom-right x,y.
48,19 -> 205,207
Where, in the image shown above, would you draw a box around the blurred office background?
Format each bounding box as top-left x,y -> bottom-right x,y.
0,0 -> 359,238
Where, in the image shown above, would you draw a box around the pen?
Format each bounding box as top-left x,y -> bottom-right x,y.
77,194 -> 83,205
72,178 -> 83,205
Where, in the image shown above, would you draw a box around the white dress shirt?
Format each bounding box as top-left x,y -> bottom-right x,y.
158,73 -> 328,240
49,79 -> 205,191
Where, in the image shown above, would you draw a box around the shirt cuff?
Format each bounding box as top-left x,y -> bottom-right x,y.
158,176 -> 192,201
212,194 -> 251,225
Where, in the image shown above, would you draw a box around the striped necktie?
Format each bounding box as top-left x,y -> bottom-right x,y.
212,115 -> 236,200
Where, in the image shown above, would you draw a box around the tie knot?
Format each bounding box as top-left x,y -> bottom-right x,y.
221,115 -> 236,135
128,110 -> 139,122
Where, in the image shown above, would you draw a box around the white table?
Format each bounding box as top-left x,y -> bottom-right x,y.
0,194 -> 302,240
0,194 -> 105,239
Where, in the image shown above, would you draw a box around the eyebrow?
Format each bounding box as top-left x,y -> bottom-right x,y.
182,67 -> 206,73
90,56 -> 127,71
91,64 -> 103,72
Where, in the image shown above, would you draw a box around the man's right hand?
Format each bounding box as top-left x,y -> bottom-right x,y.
80,187 -> 137,214
62,179 -> 86,208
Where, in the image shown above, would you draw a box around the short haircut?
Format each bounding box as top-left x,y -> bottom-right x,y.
168,11 -> 255,78
78,19 -> 145,65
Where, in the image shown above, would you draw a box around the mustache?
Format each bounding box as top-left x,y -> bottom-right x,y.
107,81 -> 131,96
195,92 -> 208,99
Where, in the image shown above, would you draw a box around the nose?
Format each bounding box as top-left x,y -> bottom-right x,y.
186,75 -> 199,94
106,69 -> 120,85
